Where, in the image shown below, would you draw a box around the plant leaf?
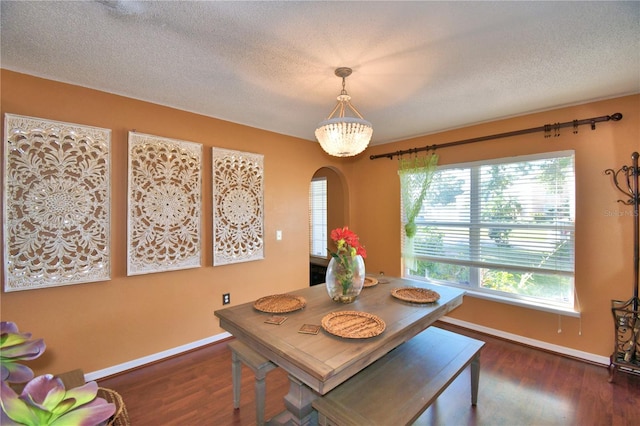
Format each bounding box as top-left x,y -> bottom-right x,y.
1,408 -> 23,426
0,380 -> 41,426
49,398 -> 116,426
22,375 -> 66,412
50,397 -> 76,416
0,362 -> 35,383
61,381 -> 99,409
1,338 -> 46,360
1,331 -> 30,348
0,322 -> 21,342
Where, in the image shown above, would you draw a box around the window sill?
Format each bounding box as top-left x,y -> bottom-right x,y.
461,289 -> 581,317
412,277 -> 581,317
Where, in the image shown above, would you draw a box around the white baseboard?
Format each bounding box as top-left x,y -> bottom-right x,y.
439,316 -> 610,366
85,317 -> 610,383
84,332 -> 232,382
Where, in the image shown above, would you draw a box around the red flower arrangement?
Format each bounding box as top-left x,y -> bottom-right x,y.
328,227 -> 366,300
329,226 -> 367,259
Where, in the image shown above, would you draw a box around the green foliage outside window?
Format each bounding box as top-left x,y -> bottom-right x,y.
405,152 -> 575,307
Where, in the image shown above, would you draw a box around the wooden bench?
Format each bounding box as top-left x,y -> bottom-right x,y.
312,326 -> 484,426
228,340 -> 278,426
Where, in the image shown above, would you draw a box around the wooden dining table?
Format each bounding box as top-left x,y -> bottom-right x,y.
214,276 -> 465,425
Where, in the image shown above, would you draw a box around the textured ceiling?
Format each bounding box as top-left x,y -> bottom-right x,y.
1,1 -> 639,146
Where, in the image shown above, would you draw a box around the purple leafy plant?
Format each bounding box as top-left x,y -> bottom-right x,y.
1,375 -> 115,426
1,322 -> 45,383
0,322 -> 116,425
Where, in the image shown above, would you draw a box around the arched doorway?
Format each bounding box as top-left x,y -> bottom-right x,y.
309,167 -> 348,285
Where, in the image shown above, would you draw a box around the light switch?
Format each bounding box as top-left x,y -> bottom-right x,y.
276,230 -> 282,240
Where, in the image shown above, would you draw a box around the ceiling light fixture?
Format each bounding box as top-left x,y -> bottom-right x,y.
315,67 -> 373,157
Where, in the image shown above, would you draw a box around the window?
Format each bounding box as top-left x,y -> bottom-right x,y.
402,151 -> 576,311
309,178 -> 327,257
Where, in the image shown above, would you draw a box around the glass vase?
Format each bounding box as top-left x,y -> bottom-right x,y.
325,254 -> 365,303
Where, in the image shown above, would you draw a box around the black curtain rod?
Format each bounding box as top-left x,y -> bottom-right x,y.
369,112 -> 623,160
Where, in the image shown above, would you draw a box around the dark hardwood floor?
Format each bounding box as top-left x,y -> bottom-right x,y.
99,322 -> 640,425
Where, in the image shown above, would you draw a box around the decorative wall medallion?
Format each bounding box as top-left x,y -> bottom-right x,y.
212,148 -> 264,266
127,132 -> 202,275
3,114 -> 111,291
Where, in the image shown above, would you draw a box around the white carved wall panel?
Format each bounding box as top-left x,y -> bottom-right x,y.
212,148 -> 264,266
127,132 -> 202,275
3,114 -> 111,291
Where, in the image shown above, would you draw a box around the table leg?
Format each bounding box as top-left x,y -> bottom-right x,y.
231,350 -> 241,409
470,353 -> 480,406
267,375 -> 318,426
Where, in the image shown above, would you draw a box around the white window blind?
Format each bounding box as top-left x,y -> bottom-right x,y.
403,151 -> 576,308
309,178 -> 327,257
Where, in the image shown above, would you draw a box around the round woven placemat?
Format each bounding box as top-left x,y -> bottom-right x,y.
321,311 -> 386,339
391,287 -> 440,304
363,276 -> 378,287
254,294 -> 306,313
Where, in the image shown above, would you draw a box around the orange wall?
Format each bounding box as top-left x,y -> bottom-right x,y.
0,70 -> 345,375
1,69 -> 638,377
351,94 -> 639,358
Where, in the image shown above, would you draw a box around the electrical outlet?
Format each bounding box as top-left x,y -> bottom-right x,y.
222,293 -> 230,305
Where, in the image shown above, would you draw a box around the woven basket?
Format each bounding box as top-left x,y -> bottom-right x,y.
98,387 -> 131,426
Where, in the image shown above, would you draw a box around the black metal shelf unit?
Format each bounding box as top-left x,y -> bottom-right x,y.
606,152 -> 640,382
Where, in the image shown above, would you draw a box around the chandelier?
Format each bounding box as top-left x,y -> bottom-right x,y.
315,67 -> 373,157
